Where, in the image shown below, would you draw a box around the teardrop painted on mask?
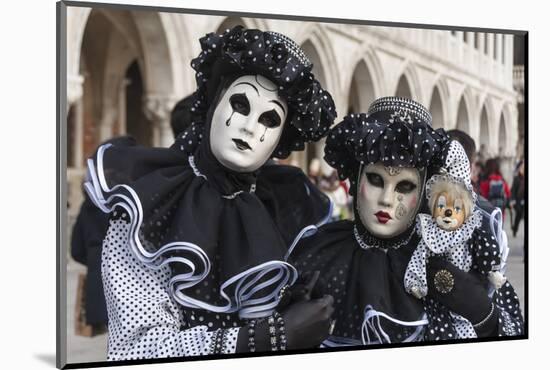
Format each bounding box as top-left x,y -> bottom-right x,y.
226,111 -> 235,126
260,127 -> 268,142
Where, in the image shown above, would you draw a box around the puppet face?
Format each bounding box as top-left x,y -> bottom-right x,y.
433,192 -> 466,231
357,163 -> 422,239
210,75 -> 288,172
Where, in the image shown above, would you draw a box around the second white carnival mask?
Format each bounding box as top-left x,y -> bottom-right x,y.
357,163 -> 423,239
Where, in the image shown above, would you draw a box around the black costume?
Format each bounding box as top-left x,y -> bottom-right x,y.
289,97 -> 524,345
84,26 -> 336,359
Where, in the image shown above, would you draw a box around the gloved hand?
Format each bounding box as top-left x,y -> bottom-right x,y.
276,270 -> 326,310
426,257 -> 493,326
237,271 -> 334,352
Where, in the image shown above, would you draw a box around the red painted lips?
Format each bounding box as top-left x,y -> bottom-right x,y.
375,211 -> 392,224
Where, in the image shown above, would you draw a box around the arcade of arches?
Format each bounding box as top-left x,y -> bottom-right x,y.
66,8 -> 523,217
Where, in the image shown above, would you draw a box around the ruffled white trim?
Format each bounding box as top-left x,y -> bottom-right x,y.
361,305 -> 428,345
283,196 -> 334,261
85,143 -> 299,319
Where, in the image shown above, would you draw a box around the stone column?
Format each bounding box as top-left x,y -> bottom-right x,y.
143,95 -> 178,147
486,33 -> 495,58
66,74 -> 86,220
118,78 -> 131,135
455,31 -> 464,63
466,32 -> 475,47
496,33 -> 503,63
477,33 -> 486,54
98,107 -> 118,143
505,35 -> 514,68
67,74 -> 85,167
67,74 -> 84,109
465,32 -> 475,69
73,99 -> 84,168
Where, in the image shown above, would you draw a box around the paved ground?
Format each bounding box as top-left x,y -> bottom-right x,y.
65,261 -> 108,364
65,214 -> 526,364
501,212 -> 526,313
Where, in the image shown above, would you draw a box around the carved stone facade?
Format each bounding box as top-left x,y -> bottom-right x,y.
66,8 -> 521,216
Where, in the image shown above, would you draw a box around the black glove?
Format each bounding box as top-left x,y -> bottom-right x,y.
426,257 -> 492,325
279,294 -> 334,349
237,271 -> 334,352
276,270 -> 326,310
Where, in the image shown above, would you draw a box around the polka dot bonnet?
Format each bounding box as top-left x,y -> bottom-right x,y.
324,96 -> 450,196
179,25 -> 337,159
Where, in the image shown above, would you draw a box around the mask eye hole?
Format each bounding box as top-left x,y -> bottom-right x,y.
258,110 -> 282,128
365,173 -> 384,188
396,180 -> 417,194
229,93 -> 250,115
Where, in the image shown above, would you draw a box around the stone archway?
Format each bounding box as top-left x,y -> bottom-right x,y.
348,60 -> 376,114
498,112 -> 507,156
395,74 -> 413,99
479,105 -> 490,160
429,86 -> 445,129
67,8 -> 181,215
72,9 -> 179,154
300,40 -> 327,87
125,60 -> 152,146
216,17 -> 248,34
456,95 -> 470,135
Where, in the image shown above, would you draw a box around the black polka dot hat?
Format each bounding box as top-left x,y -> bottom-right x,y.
324,96 -> 450,195
179,25 -> 337,159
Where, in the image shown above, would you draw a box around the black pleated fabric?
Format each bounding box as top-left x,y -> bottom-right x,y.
288,221 -> 426,343
85,133 -> 331,320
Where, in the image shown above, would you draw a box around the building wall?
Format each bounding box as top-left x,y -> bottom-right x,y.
66,7 -> 521,216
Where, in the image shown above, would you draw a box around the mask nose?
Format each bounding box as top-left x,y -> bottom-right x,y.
239,116 -> 257,138
444,209 -> 453,217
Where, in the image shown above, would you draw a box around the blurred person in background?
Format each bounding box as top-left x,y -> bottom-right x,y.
308,158 -> 321,186
480,158 -> 511,218
318,166 -> 349,221
510,159 -> 525,237
71,188 -> 110,336
471,160 -> 484,194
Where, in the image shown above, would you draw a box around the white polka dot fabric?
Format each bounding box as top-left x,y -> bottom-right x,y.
495,282 -> 524,336
445,141 -> 471,185
404,211 -> 483,297
449,312 -> 477,338
102,219 -> 239,361
403,138 -> 522,340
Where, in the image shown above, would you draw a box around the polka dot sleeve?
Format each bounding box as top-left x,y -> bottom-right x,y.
493,281 -> 524,336
102,219 -> 240,360
469,228 -> 502,276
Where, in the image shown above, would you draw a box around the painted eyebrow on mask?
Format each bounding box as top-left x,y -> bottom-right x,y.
269,100 -> 286,115
234,82 -> 259,96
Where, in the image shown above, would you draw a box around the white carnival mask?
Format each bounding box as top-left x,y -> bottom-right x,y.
210,75 -> 288,172
357,163 -> 422,239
